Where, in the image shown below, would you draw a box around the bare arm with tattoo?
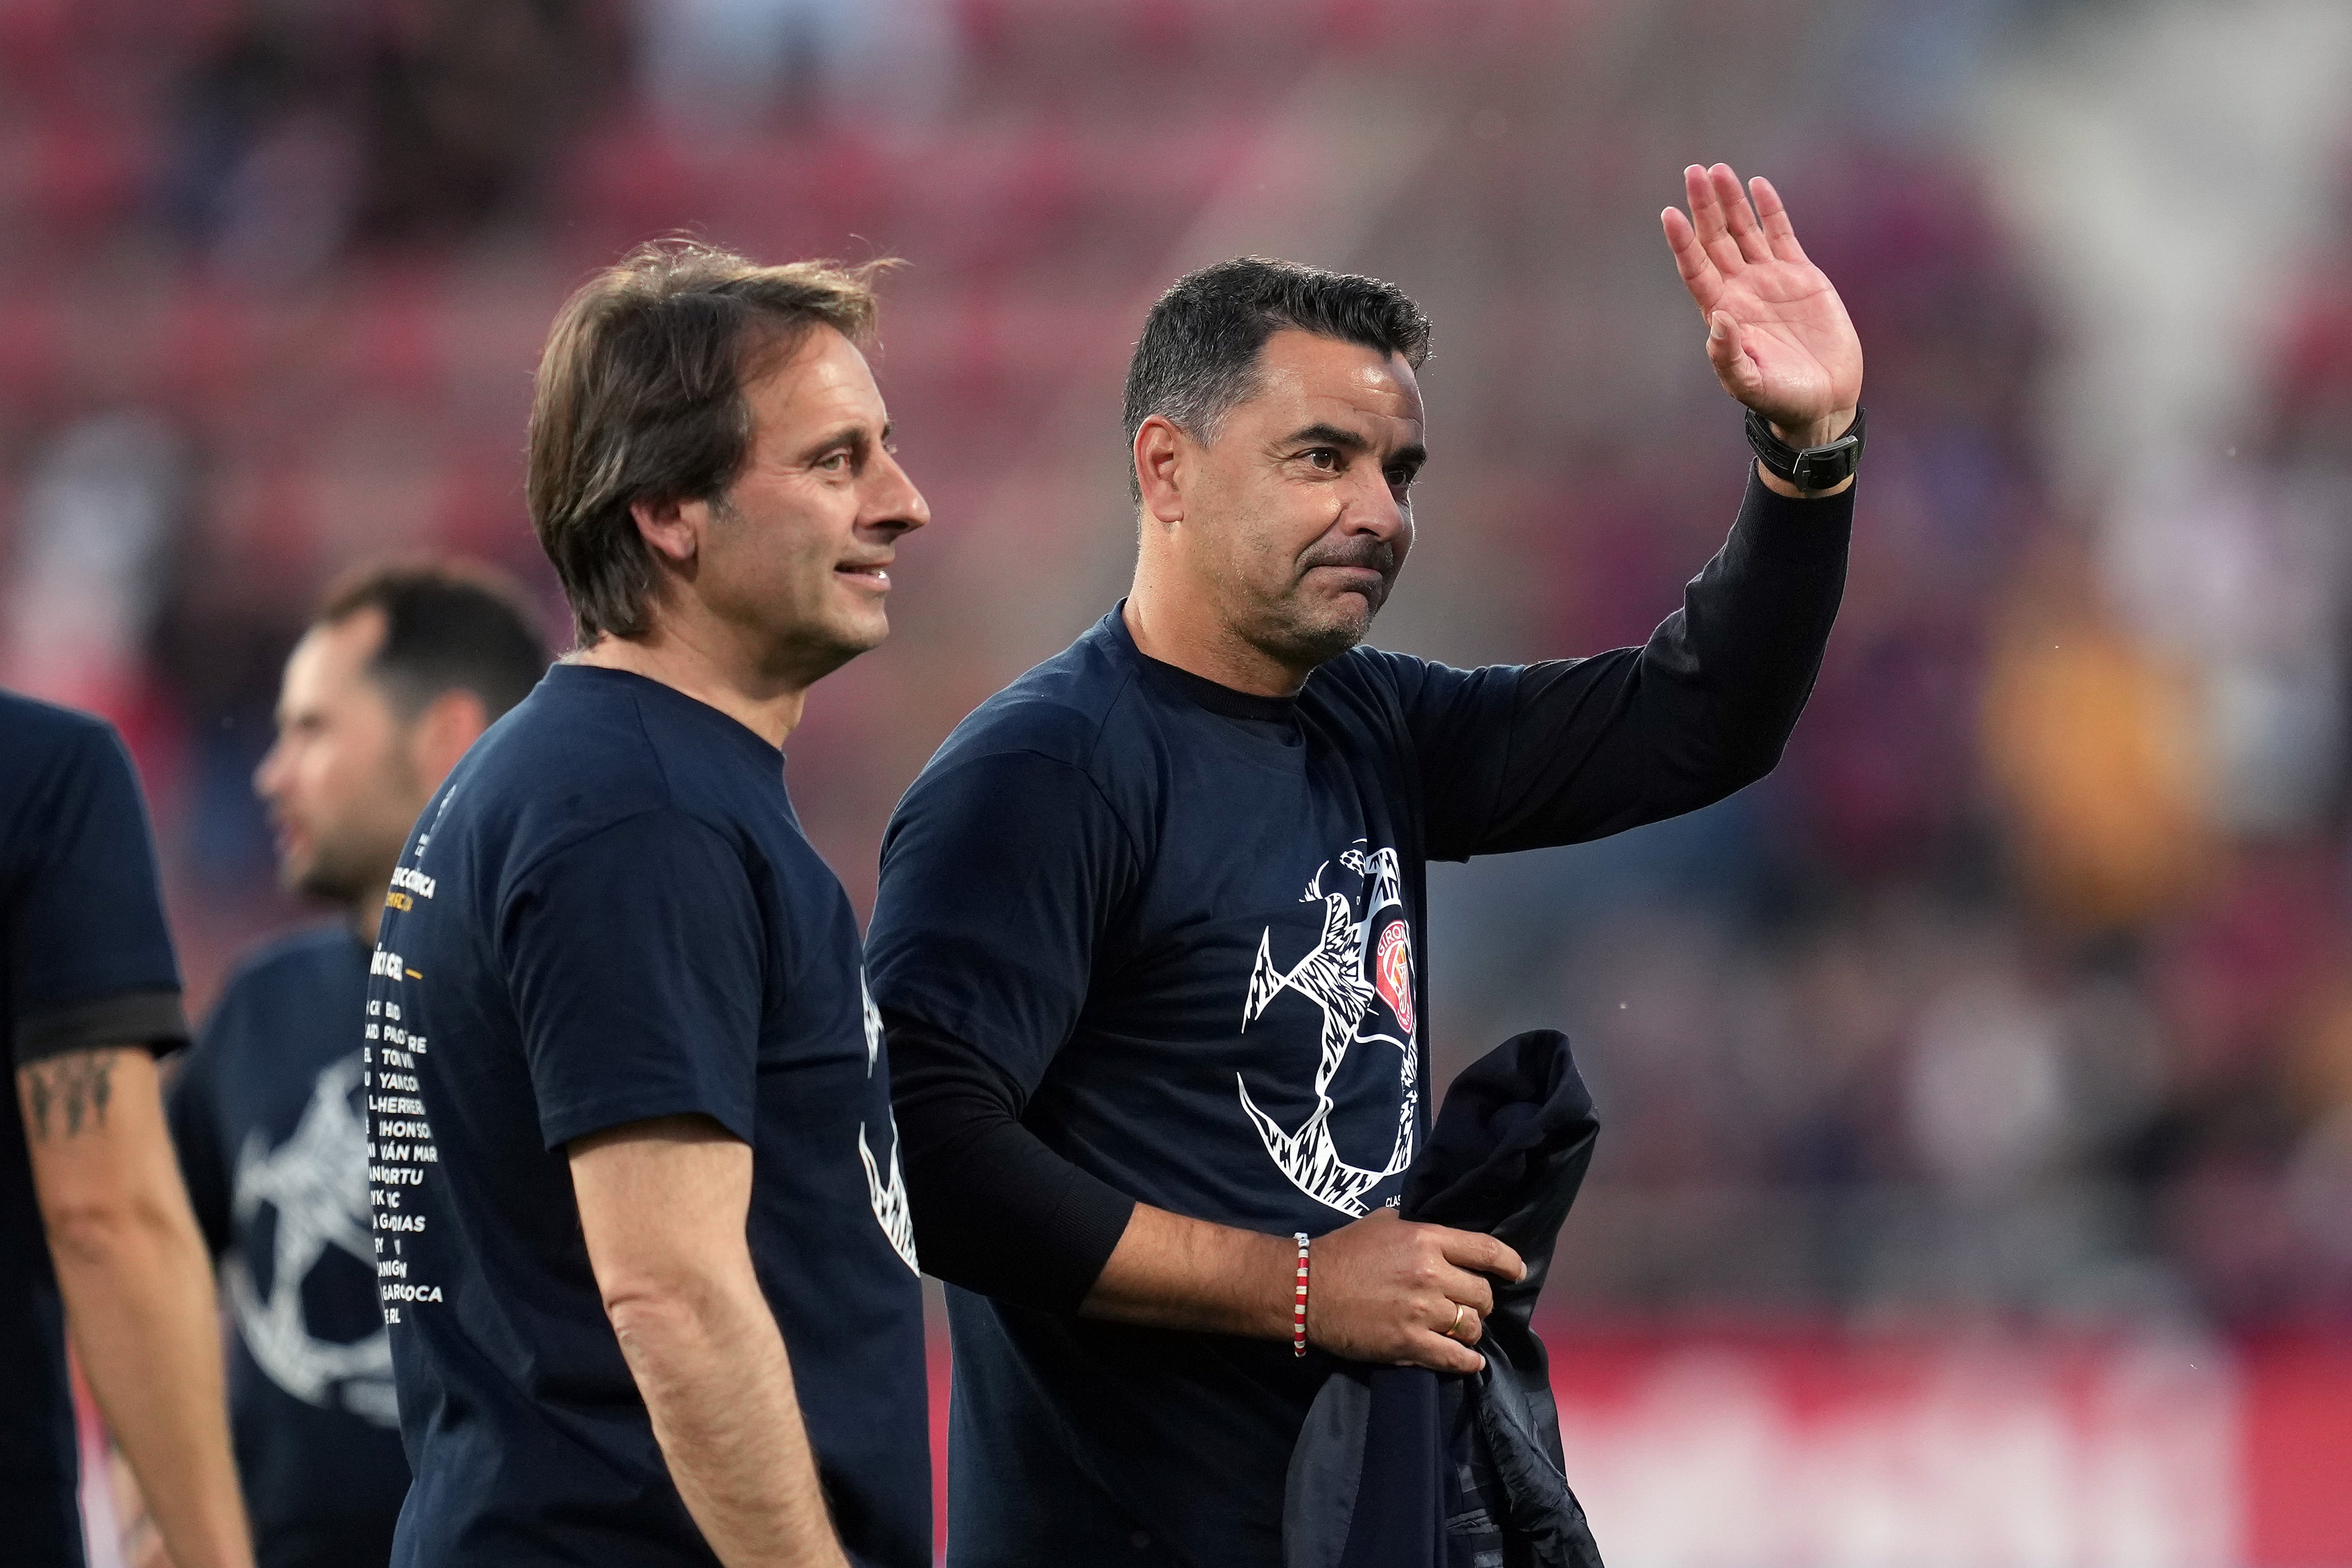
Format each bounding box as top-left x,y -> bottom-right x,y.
17,1046 -> 254,1568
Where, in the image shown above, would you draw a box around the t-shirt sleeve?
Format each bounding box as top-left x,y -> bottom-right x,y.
164,1033 -> 231,1257
1397,470 -> 1853,860
866,748 -> 1142,1311
7,717 -> 186,1065
500,810 -> 766,1152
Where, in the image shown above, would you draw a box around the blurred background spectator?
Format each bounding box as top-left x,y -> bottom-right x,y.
5,0 -> 2350,1560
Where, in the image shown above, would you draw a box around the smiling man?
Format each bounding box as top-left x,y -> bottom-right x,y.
366,242 -> 932,1568
866,166 -> 1864,1565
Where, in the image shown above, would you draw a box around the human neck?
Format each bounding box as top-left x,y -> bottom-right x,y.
1123,560 -> 1310,700
570,614 -> 809,748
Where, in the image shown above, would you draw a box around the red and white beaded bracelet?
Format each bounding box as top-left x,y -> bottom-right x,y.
1292,1231 -> 1311,1357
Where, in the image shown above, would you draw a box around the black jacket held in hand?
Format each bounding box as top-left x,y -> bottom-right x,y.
1284,1030 -> 1604,1568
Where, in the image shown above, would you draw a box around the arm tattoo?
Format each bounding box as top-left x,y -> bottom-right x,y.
23,1049 -> 123,1142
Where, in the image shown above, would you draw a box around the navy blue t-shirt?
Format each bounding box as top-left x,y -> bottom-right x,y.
169,925 -> 410,1568
867,475 -> 1852,1566
2,690 -> 188,1568
367,664 -> 928,1568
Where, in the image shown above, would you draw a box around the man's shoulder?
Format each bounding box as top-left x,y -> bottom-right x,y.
200,924 -> 365,1057
0,687 -> 117,757
432,671 -> 678,861
0,689 -> 129,815
217,924 -> 363,1006
923,614 -> 1155,783
466,668 -> 670,788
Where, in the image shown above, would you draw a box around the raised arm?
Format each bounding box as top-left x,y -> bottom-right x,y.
570,1115 -> 847,1568
19,1047 -> 254,1568
1401,164 -> 1864,858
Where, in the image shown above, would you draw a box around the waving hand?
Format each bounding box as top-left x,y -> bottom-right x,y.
1663,164 -> 1862,450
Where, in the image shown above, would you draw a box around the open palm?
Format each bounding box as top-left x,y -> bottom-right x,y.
1663,163 -> 1863,445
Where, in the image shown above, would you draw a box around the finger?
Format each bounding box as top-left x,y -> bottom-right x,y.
1432,1263 -> 1496,1318
1708,312 -> 1765,400
1435,1225 -> 1526,1283
1660,207 -> 1721,311
1710,163 -> 1772,265
1685,163 -> 1746,278
1399,1331 -> 1486,1376
1750,175 -> 1809,264
1435,1296 -> 1486,1344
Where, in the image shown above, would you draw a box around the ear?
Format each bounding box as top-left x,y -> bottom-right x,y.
1133,415 -> 1190,529
630,493 -> 706,566
406,688 -> 492,790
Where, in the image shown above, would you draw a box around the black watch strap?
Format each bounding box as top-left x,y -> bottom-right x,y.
1746,405 -> 1865,492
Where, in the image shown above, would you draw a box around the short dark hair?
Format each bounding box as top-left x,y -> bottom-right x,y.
317,560 -> 550,723
1120,257 -> 1433,498
528,239 -> 894,645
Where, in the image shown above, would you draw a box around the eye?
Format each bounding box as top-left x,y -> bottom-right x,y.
1385,464 -> 1418,491
815,450 -> 853,473
1303,447 -> 1341,472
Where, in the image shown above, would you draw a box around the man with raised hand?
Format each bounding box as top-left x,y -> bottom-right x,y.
165,562 -> 547,1568
367,241 -> 932,1568
3,689 -> 254,1568
867,164 -> 1863,1564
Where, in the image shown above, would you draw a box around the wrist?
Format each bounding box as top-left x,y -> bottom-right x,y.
1749,404 -> 1864,497
1767,407 -> 1856,451
1255,1228 -> 1300,1340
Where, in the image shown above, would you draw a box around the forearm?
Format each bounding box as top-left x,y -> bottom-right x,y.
890,1017 -> 1135,1312
50,1187 -> 250,1568
1578,470 -> 1851,803
609,1266 -> 845,1567
1080,1203 -> 1294,1336
1679,467 -> 1853,752
893,1046 -> 1291,1335
22,1046 -> 251,1568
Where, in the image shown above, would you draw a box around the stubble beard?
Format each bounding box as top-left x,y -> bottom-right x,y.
285,830 -> 400,918
1256,555 -> 1394,673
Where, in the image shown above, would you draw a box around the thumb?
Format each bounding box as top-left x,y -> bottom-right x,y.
1707,311 -> 1761,397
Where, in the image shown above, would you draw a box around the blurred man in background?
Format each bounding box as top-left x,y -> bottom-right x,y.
162,563 -> 548,1568
4,690 -> 255,1568
368,242 -> 933,1568
867,164 -> 1863,1564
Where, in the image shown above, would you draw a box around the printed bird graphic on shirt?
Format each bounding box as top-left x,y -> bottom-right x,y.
858,976 -> 920,1274
1237,844 -> 1419,1216
227,1054 -> 397,1425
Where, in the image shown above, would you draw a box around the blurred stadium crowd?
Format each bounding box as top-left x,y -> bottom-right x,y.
2,0 -> 2347,1340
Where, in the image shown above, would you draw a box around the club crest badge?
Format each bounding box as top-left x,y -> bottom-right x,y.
1374,920 -> 1415,1039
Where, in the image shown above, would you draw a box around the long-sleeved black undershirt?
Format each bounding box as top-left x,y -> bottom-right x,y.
878,471 -> 1853,1315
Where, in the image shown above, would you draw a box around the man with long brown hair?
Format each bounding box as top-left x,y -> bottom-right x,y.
367,241 -> 932,1568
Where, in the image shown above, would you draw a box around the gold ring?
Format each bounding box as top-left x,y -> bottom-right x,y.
1448,1302 -> 1470,1340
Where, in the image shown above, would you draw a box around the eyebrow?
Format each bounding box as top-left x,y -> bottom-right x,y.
1280,422 -> 1427,472
797,422 -> 880,464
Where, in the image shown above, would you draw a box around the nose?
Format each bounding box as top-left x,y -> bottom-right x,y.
253,737 -> 286,802
1343,469 -> 1409,544
864,447 -> 930,538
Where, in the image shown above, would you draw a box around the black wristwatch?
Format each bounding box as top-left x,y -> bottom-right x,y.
1745,405 -> 1865,493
